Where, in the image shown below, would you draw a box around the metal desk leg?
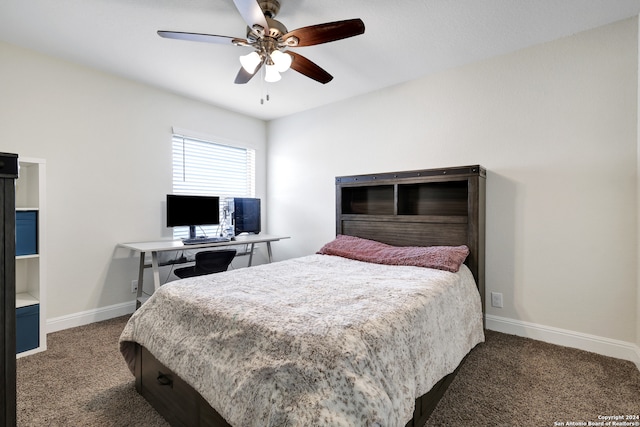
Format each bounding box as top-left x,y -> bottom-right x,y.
246,243 -> 272,266
136,252 -> 146,309
151,251 -> 161,292
248,243 -> 255,266
266,242 -> 273,263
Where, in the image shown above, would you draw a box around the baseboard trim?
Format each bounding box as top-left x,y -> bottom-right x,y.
486,314 -> 640,371
47,301 -> 136,334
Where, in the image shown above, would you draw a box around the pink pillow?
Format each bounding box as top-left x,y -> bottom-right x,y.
317,235 -> 469,273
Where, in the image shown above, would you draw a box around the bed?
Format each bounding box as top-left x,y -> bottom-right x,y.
119,165 -> 486,427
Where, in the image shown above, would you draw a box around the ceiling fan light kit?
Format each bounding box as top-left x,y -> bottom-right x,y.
157,0 -> 365,85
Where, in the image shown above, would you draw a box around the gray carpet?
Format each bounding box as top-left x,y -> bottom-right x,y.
426,331 -> 640,426
16,315 -> 640,426
17,316 -> 168,427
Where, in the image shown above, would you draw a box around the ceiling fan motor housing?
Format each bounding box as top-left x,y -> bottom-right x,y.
246,16 -> 289,46
258,0 -> 280,18
266,17 -> 287,38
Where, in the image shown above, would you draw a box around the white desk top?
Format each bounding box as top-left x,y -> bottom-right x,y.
119,234 -> 289,253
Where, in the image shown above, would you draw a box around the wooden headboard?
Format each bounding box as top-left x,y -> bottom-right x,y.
335,165 -> 486,311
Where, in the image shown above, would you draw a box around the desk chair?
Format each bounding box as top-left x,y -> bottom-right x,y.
173,249 -> 237,279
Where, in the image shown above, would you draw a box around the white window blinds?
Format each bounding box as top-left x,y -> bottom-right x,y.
172,133 -> 256,239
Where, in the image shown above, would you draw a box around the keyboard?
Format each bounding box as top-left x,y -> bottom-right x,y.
182,236 -> 231,245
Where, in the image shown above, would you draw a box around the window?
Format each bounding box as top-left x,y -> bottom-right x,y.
172,133 -> 256,239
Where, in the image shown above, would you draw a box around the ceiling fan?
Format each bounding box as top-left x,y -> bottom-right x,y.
158,0 -> 365,84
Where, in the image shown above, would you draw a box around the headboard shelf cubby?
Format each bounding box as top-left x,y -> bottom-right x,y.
336,165 -> 486,310
340,185 -> 395,215
398,181 -> 469,216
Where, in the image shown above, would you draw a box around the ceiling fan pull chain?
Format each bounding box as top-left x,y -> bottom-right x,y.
260,65 -> 265,104
260,65 -> 271,104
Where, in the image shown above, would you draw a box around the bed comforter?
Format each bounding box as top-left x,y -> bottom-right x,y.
119,254 -> 484,427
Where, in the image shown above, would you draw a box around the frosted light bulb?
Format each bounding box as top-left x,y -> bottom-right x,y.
264,64 -> 281,82
270,50 -> 292,73
239,52 -> 261,74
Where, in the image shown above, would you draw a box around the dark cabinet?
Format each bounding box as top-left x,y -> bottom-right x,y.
0,152 -> 18,427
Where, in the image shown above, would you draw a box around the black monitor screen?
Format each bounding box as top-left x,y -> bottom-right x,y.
166,194 -> 220,227
233,197 -> 261,235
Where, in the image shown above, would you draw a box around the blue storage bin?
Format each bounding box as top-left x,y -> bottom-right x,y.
16,304 -> 40,353
16,210 -> 38,256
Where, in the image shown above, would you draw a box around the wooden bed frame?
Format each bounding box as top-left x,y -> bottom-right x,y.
133,165 -> 486,427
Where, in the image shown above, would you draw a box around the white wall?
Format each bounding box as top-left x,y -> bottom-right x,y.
0,41 -> 267,319
267,18 -> 639,348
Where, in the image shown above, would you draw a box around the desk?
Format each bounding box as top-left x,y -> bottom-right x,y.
119,234 -> 289,307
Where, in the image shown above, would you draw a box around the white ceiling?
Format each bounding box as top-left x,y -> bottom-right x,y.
1,0 -> 639,121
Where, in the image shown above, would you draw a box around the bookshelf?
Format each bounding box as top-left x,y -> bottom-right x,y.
15,158 -> 46,356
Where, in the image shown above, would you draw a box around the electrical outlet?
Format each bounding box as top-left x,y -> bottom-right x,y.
491,292 -> 503,308
131,280 -> 138,294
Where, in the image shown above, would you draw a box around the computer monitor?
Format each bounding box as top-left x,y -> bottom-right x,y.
166,194 -> 220,239
233,197 -> 261,235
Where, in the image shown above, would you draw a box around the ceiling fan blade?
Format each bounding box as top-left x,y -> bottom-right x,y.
234,61 -> 264,84
283,18 -> 365,47
288,52 -> 333,84
158,31 -> 247,45
233,0 -> 269,33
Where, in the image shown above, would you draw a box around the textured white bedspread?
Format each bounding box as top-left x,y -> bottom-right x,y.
120,254 -> 484,427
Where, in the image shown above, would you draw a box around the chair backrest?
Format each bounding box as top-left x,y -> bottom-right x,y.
195,249 -> 237,274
